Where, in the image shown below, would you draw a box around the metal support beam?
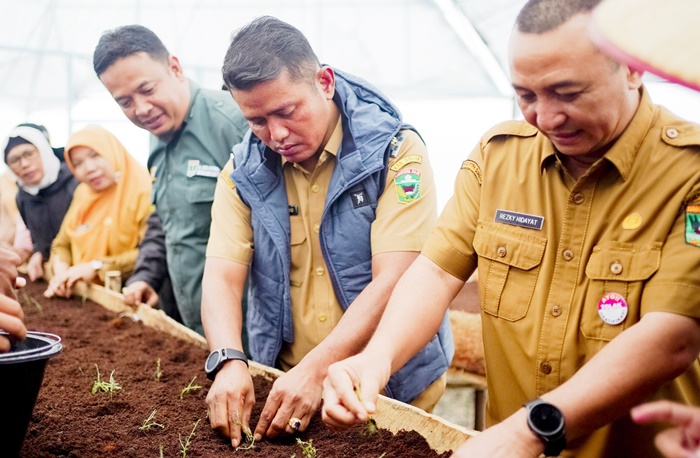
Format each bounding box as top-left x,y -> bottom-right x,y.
432,0 -> 513,97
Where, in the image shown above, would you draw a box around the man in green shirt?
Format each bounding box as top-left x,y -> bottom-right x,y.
92,25 -> 249,335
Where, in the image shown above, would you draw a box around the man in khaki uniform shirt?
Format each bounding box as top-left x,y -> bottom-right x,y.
202,16 -> 453,450
322,1 -> 700,457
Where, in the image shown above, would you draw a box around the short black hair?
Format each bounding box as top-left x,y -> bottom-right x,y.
93,24 -> 169,76
516,0 -> 602,34
222,16 -> 320,91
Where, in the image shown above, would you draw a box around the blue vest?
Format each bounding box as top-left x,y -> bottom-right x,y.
231,69 -> 453,403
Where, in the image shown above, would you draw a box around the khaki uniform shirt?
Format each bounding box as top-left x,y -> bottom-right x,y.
208,118 -> 436,367
422,89 -> 700,457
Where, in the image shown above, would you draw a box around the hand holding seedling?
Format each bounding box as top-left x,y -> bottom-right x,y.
254,362 -> 324,441
321,353 -> 389,431
205,359 -> 255,448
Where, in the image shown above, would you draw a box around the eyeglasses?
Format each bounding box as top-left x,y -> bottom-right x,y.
6,149 -> 38,168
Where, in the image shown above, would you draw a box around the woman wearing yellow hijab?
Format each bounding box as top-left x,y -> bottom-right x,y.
45,125 -> 151,298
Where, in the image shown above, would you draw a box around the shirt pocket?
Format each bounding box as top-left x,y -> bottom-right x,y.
581,242 -> 661,341
185,178 -> 216,204
289,216 -> 308,287
473,220 -> 547,321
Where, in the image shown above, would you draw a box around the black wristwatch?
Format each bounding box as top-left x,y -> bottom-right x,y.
524,398 -> 566,457
204,348 -> 248,380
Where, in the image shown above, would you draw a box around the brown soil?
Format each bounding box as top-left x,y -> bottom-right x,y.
18,280 -> 451,457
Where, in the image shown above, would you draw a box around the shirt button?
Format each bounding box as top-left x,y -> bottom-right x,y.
318,313 -> 327,322
167,174 -> 173,181
540,361 -> 552,374
313,223 -> 320,234
610,262 -> 623,275
316,266 -> 325,276
497,246 -> 507,258
562,249 -> 574,261
311,184 -> 320,193
572,193 -> 585,205
551,305 -> 561,317
666,127 -> 679,139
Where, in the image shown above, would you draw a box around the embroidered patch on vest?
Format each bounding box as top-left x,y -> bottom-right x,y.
288,205 -> 299,216
351,191 -> 369,209
461,160 -> 482,185
395,169 -> 422,204
495,209 -> 544,231
685,204 -> 700,246
390,155 -> 422,172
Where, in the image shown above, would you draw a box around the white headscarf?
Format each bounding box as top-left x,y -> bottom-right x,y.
2,125 -> 61,196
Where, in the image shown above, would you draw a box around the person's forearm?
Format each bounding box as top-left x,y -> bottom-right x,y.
365,255 -> 463,374
300,263 -> 401,372
543,311 -> 700,441
201,257 -> 247,352
127,212 -> 168,289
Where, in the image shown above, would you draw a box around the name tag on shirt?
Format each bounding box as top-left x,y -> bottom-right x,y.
495,209 -> 544,231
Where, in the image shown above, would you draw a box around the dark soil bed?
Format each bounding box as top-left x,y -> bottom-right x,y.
17,280 -> 451,457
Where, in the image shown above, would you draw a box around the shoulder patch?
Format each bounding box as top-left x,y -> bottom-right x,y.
390,154 -> 422,172
661,125 -> 700,148
461,160 -> 482,185
686,203 -> 700,246
395,169 -> 421,204
482,120 -> 538,146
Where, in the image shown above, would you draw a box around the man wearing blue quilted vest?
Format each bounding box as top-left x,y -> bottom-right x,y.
201,16 -> 453,449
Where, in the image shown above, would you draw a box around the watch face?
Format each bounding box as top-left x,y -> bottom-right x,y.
530,403 -> 564,434
205,351 -> 221,373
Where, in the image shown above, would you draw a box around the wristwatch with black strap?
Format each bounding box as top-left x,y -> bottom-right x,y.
204,348 -> 248,380
524,398 -> 566,457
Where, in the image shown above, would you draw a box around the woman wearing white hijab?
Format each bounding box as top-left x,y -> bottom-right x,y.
3,123 -> 78,281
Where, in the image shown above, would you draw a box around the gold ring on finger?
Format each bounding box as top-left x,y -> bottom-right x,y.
288,417 -> 301,431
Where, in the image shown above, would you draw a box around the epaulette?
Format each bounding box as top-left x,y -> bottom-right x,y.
660,124 -> 700,148
481,120 -> 538,146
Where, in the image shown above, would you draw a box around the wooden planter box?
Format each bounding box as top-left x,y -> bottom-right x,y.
73,283 -> 476,455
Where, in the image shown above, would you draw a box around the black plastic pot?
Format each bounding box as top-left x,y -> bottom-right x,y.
0,331 -> 62,457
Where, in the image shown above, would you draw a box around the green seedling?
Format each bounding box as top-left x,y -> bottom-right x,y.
178,419 -> 200,458
154,358 -> 163,381
139,409 -> 165,432
354,386 -> 377,436
232,410 -> 256,451
295,438 -> 317,458
179,376 -> 202,399
91,364 -> 122,399
235,427 -> 256,451
20,289 -> 42,312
